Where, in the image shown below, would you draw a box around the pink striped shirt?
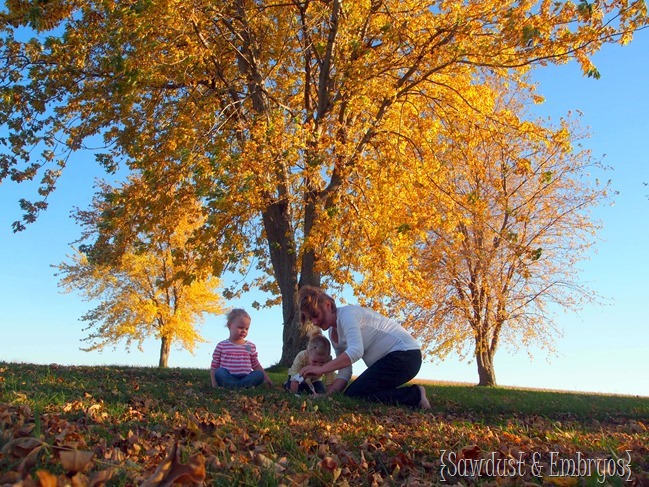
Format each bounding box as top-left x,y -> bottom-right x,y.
210,340 -> 261,375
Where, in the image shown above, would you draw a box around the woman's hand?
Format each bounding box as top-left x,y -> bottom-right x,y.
300,365 -> 324,379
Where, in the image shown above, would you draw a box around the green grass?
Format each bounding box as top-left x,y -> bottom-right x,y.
417,382 -> 649,422
1,362 -> 647,486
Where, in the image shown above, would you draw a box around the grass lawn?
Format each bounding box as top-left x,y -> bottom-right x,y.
1,362 -> 647,486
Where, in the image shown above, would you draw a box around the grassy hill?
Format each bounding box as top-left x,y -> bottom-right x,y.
1,362 -> 647,485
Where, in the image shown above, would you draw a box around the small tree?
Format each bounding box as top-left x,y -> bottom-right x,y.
55,183 -> 224,367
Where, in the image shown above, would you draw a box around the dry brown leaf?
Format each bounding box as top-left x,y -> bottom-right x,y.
62,400 -> 84,412
327,434 -> 341,444
459,444 -> 481,460
1,436 -> 43,456
252,452 -> 286,473
317,443 -> 329,458
629,420 -> 647,433
299,438 -> 317,451
71,472 -> 89,487
253,452 -> 275,469
501,431 -> 524,444
18,445 -> 43,474
17,423 -> 37,437
359,450 -> 369,470
88,468 -> 115,487
87,403 -> 106,422
281,472 -> 312,486
12,391 -> 28,402
0,471 -> 22,484
140,442 -> 206,487
332,467 -> 342,482
390,451 -> 413,469
369,472 -> 383,487
319,456 -> 339,472
545,476 -> 579,487
35,470 -> 58,487
59,449 -> 94,473
55,432 -> 86,451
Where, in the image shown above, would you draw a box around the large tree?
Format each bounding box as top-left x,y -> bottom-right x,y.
1,0 -> 646,364
55,182 -> 224,367
349,77 -> 609,386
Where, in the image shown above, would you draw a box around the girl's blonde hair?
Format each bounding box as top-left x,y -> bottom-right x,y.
298,285 -> 336,325
226,308 -> 250,326
307,329 -> 331,358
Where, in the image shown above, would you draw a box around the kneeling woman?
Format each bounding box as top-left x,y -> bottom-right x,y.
298,286 -> 430,409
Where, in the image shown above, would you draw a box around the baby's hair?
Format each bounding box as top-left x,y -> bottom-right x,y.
226,308 -> 250,326
307,329 -> 331,358
298,285 -> 336,325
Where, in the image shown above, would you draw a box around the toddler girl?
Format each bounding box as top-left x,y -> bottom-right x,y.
285,330 -> 334,394
210,309 -> 272,388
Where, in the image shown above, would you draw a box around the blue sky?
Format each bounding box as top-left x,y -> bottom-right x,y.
1,29 -> 647,397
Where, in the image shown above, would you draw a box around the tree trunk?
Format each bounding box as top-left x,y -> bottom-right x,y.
475,344 -> 496,386
231,0 -> 327,366
262,201 -> 306,366
261,184 -> 325,366
159,336 -> 171,368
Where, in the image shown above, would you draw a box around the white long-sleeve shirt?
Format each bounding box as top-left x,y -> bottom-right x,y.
330,305 -> 420,382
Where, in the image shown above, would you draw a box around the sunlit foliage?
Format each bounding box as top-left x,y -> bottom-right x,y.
348,78 -> 610,385
1,0 -> 646,363
55,183 -> 224,367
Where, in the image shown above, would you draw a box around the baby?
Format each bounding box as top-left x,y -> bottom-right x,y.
284,330 -> 334,394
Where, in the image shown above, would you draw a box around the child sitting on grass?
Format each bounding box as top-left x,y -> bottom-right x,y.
284,330 -> 334,395
210,309 -> 272,389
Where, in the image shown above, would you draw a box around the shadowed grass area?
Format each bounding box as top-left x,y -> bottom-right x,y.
417,382 -> 649,422
1,362 -> 647,486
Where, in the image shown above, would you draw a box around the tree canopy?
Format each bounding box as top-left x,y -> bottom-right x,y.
55,183 -> 225,367
1,0 -> 646,364
347,76 -> 609,385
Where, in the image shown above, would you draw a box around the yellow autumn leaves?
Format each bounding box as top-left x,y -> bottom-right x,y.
2,0 -> 647,368
55,192 -> 224,367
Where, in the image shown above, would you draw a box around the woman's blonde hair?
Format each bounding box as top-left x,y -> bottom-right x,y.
226,308 -> 250,326
298,285 -> 336,325
307,329 -> 331,358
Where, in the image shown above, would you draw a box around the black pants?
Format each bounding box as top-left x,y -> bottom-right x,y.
344,349 -> 422,408
283,376 -> 326,395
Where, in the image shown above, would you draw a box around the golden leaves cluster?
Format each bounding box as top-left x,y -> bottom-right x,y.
54,183 -> 224,362
350,76 -> 609,379
1,0 -> 646,364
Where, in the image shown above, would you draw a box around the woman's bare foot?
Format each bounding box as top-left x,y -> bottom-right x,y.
417,385 -> 431,410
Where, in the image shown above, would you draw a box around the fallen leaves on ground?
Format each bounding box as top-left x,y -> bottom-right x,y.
0,364 -> 647,486
140,442 -> 205,486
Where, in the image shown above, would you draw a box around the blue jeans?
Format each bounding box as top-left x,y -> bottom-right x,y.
344,349 -> 423,408
214,368 -> 265,388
